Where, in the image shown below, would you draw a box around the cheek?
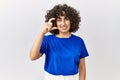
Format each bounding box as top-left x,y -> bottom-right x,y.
67,22 -> 71,27
56,22 -> 60,27
66,20 -> 70,25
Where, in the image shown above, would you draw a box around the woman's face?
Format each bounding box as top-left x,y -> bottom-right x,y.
56,16 -> 71,34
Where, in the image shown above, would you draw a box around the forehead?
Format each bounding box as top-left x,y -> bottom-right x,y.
57,16 -> 69,19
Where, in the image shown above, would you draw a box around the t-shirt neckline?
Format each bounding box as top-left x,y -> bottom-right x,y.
54,34 -> 73,39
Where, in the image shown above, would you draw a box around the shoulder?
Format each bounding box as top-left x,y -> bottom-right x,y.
72,34 -> 84,42
43,34 -> 54,40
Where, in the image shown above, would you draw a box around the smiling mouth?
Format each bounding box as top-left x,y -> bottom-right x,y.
60,26 -> 68,30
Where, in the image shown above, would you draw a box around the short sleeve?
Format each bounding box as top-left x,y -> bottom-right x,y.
40,36 -> 48,55
80,39 -> 89,59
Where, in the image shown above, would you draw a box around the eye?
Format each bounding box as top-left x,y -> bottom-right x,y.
65,17 -> 69,20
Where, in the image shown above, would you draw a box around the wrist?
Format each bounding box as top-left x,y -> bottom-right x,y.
40,30 -> 46,35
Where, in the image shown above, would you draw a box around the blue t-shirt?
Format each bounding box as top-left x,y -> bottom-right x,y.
40,34 -> 89,75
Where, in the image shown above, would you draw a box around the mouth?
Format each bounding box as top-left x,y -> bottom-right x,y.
60,26 -> 68,30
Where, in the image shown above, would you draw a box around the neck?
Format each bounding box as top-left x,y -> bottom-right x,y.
56,32 -> 71,38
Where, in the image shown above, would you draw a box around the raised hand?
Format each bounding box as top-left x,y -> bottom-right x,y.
41,18 -> 58,34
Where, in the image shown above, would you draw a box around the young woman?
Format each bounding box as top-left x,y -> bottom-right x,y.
30,4 -> 89,80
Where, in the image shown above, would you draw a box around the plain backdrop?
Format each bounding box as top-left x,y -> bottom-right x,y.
0,0 -> 120,80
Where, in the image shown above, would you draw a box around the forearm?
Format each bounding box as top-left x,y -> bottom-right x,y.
30,18 -> 56,60
79,66 -> 86,80
79,58 -> 86,80
30,32 -> 45,60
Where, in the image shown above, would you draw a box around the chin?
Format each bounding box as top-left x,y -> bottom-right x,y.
59,30 -> 70,33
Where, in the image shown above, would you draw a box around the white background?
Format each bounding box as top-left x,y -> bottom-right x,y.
0,0 -> 120,80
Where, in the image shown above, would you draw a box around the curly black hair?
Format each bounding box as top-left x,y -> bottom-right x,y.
45,4 -> 81,34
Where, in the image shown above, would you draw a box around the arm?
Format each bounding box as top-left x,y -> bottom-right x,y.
79,58 -> 86,80
29,32 -> 45,61
29,18 -> 57,61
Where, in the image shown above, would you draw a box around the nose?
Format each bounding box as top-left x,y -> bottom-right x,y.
61,20 -> 65,26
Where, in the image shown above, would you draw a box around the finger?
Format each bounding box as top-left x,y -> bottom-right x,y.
46,23 -> 52,30
47,26 -> 51,31
50,27 -> 58,31
47,23 -> 52,27
48,18 -> 56,23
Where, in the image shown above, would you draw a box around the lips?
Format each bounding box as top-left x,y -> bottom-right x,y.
60,26 -> 67,30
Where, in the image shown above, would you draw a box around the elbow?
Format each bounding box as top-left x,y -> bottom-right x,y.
29,51 -> 36,61
30,56 -> 35,61
29,53 -> 36,61
79,64 -> 86,72
29,51 -> 41,61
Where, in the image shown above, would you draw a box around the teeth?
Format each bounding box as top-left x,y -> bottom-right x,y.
61,27 -> 67,29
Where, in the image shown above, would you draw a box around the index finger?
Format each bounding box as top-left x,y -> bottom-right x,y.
48,18 -> 56,23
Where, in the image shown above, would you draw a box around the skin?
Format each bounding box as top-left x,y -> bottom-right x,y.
56,16 -> 71,38
29,18 -> 57,60
79,58 -> 86,80
30,16 -> 86,80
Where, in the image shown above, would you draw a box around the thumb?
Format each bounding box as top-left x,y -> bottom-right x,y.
50,27 -> 58,31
